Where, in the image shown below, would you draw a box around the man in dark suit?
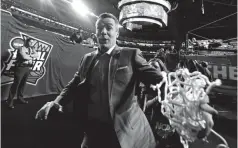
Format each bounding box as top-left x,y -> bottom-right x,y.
7,38 -> 38,109
35,13 -> 217,148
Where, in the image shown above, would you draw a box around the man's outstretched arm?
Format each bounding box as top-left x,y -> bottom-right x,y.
133,48 -> 163,85
35,55 -> 86,120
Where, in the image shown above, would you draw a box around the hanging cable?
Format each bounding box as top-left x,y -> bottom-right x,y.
204,0 -> 237,7
170,1 -> 179,11
223,37 -> 237,42
201,0 -> 205,14
188,12 -> 237,32
188,32 -> 210,40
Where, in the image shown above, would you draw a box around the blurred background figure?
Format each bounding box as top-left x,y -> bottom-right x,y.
154,48 -> 166,63
70,27 -> 84,44
83,33 -> 97,48
170,45 -> 177,53
7,38 -> 39,109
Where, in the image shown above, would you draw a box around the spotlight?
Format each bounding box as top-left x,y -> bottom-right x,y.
71,0 -> 90,16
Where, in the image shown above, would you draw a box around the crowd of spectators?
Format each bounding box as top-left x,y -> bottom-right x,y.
1,0 -> 85,35
1,1 -> 99,48
1,1 -> 100,48
1,0 -> 82,25
1,0 -> 236,55
117,37 -> 176,49
187,37 -> 237,51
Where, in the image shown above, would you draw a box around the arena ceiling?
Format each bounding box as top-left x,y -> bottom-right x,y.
13,0 -> 237,41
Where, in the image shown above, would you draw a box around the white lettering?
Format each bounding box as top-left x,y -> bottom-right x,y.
36,52 -> 41,60
213,65 -> 227,79
32,61 -> 43,71
6,60 -> 16,70
208,65 -> 237,80
229,66 -> 237,80
35,42 -> 50,52
36,52 -> 46,60
12,50 -> 18,59
40,52 -> 46,60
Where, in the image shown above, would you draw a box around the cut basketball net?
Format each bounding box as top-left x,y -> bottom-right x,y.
151,69 -> 229,148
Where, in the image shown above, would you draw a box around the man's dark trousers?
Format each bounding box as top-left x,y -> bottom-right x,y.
8,66 -> 30,106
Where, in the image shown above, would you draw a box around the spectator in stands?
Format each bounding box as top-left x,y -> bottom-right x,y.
35,12 -> 217,148
165,48 -> 170,54
70,27 -> 84,44
188,38 -> 194,49
192,37 -> 197,43
83,33 -> 96,47
180,42 -> 186,52
154,48 -> 166,63
181,42 -> 185,48
159,48 -> 164,53
91,33 -> 97,44
7,38 -> 39,109
170,45 -> 177,53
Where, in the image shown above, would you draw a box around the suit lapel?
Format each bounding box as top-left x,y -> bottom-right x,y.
108,46 -> 121,100
83,50 -> 98,79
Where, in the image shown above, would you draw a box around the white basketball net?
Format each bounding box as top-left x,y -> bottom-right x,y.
151,68 -> 229,148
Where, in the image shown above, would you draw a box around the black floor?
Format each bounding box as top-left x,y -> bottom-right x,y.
1,94 -> 237,148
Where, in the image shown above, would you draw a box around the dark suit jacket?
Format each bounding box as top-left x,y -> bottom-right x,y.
57,45 -> 163,148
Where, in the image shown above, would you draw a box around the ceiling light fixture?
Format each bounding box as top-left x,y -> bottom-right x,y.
118,0 -> 172,30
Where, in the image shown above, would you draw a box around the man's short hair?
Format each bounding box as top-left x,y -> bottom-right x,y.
24,38 -> 34,48
96,13 -> 119,29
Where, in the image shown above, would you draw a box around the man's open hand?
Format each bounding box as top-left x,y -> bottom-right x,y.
35,101 -> 63,120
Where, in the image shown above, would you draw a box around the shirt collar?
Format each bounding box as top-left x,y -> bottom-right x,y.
97,44 -> 116,55
106,44 -> 116,55
96,44 -> 116,56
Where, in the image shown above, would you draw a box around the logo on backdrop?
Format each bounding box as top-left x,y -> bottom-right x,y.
1,32 -> 53,85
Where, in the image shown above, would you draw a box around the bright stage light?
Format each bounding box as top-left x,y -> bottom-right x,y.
88,12 -> 98,18
71,0 -> 90,17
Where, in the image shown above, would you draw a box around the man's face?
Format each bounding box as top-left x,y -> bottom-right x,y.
28,39 -> 35,47
96,17 -> 119,50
